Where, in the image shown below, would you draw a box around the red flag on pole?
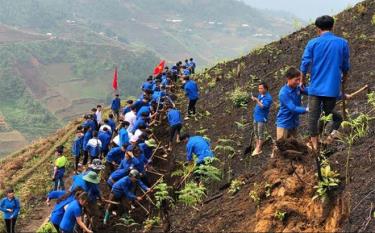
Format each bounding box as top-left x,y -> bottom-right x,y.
112,67 -> 118,90
153,60 -> 165,76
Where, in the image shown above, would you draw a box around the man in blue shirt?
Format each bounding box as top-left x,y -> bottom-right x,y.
104,170 -> 150,224
98,128 -> 111,158
180,134 -> 214,165
111,94 -> 121,121
166,105 -> 183,151
276,67 -> 308,142
104,145 -> 126,179
300,15 -> 350,150
251,82 -> 273,156
141,76 -> 154,91
183,76 -> 199,119
189,58 -> 196,74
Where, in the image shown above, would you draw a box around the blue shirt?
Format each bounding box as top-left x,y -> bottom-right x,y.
106,147 -> 125,165
142,82 -> 153,91
137,106 -> 150,119
111,176 -> 148,200
119,157 -> 144,173
71,135 -> 83,157
122,106 -> 132,116
119,128 -> 129,146
107,169 -> 128,188
186,136 -> 214,164
184,80 -> 199,100
300,32 -> 350,97
111,98 -> 121,111
276,84 -> 308,129
59,200 -> 82,232
98,131 -> 111,151
253,92 -> 273,123
107,119 -> 116,132
132,118 -> 147,134
139,143 -> 153,160
183,68 -> 191,76
167,108 -> 182,126
47,191 -> 74,226
133,100 -> 149,113
0,197 -> 20,219
82,130 -> 92,151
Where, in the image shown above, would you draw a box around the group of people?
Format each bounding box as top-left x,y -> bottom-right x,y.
24,56 -> 213,233
251,15 -> 350,156
0,14 -> 351,233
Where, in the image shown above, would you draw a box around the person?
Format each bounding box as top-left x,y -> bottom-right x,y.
90,108 -> 98,130
111,94 -> 121,121
183,76 -> 199,119
166,105 -> 183,151
106,168 -> 128,188
119,146 -> 144,174
82,126 -> 92,165
119,121 -> 130,146
104,170 -> 150,224
180,134 -> 214,165
95,105 -> 103,126
141,76 -> 154,91
71,126 -> 84,174
98,127 -> 111,158
105,145 -> 126,179
189,58 -> 196,74
53,146 -> 67,191
124,105 -> 137,133
300,15 -> 350,151
133,96 -> 150,113
70,171 -> 101,203
132,112 -> 149,134
139,138 -> 157,161
99,119 -> 112,135
122,100 -> 134,116
86,131 -> 102,163
276,67 -> 308,142
46,188 -> 84,233
59,192 -> 92,233
0,188 -> 20,233
107,114 -> 116,133
251,82 -> 273,156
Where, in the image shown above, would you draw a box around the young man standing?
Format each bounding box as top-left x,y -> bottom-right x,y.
251,82 -> 273,156
183,76 -> 199,119
300,15 -> 350,150
276,67 -> 308,141
111,94 -> 121,121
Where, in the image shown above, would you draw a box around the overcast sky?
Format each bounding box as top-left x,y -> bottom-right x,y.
243,0 -> 364,21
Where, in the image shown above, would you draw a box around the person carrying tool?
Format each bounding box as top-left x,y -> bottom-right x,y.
180,134 -> 214,165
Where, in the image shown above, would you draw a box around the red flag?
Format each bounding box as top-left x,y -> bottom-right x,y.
153,60 -> 165,76
112,67 -> 118,90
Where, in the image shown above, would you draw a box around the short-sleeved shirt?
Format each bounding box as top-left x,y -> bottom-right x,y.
59,200 -> 82,232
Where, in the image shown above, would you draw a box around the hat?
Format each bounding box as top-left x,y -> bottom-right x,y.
145,139 -> 157,148
83,171 -> 100,184
89,159 -> 105,171
128,169 -> 140,178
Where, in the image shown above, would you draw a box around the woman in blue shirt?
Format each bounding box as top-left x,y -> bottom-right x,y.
59,192 -> 92,233
0,188 -> 20,233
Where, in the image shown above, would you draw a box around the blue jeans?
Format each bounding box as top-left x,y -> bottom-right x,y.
54,177 -> 65,191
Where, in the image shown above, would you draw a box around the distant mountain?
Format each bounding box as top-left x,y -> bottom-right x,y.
0,0 -> 296,64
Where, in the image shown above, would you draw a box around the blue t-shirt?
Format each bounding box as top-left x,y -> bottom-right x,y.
253,92 -> 273,123
184,80 -> 199,100
186,136 -> 214,164
0,197 -> 20,219
59,200 -> 82,232
167,108 -> 182,126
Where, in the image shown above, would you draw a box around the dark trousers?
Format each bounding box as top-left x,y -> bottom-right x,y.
53,223 -> 61,233
74,155 -> 80,171
319,110 -> 343,135
188,99 -> 198,116
308,96 -> 337,137
54,177 -> 65,191
170,124 -> 182,143
4,218 -> 17,233
83,151 -> 89,165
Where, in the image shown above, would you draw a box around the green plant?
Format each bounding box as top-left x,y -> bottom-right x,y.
115,215 -> 139,227
372,14 -> 375,25
274,210 -> 287,221
313,164 -> 340,202
264,182 -> 272,198
249,183 -> 261,206
195,128 -> 208,134
193,158 -> 222,183
37,222 -> 58,233
143,216 -> 161,232
340,113 -> 371,183
171,161 -> 195,178
368,92 -> 375,110
154,181 -> 174,209
229,87 -> 249,107
228,178 -> 245,195
177,182 -> 206,206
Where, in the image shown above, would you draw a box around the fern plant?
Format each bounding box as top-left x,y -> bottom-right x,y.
177,182 -> 206,206
193,158 -> 222,183
154,181 -> 174,209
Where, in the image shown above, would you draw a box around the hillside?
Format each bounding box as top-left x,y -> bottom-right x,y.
0,0 -> 295,63
1,1 -> 375,233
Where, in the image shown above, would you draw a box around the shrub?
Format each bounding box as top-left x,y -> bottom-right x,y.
229,87 -> 248,107
177,182 -> 206,206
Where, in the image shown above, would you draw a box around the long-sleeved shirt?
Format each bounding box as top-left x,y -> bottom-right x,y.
106,147 -> 125,165
124,111 -> 137,133
119,128 -> 129,146
111,176 -> 148,200
167,108 -> 183,126
300,32 -> 350,97
0,197 -> 20,219
186,136 -> 214,164
82,130 -> 92,151
47,191 -> 74,226
253,92 -> 273,123
119,156 -> 144,173
71,135 -> 83,157
107,119 -> 116,132
139,143 -> 153,160
107,169 -> 128,188
111,98 -> 121,111
276,84 -> 308,129
86,138 -> 102,158
98,131 -> 111,151
184,80 -> 199,100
